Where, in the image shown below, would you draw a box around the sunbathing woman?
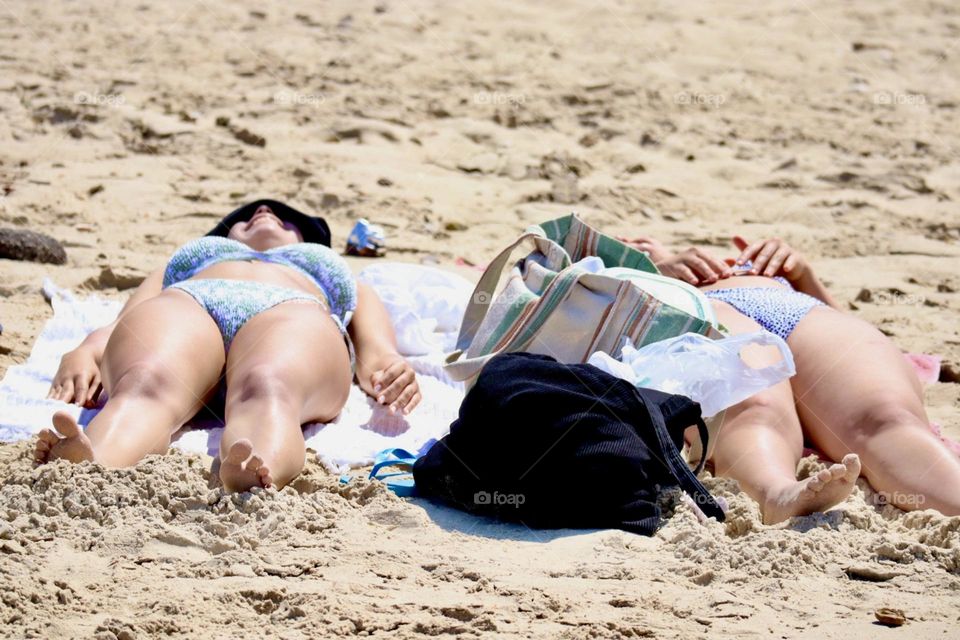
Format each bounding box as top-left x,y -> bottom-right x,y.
621,234 -> 960,523
36,200 -> 421,492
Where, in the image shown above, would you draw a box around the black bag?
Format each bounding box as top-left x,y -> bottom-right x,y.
412,352 -> 725,535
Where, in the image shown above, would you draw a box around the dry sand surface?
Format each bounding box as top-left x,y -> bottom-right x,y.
1,0 -> 959,638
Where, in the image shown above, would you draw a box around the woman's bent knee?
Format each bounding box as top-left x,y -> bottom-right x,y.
110,363 -> 178,401
842,400 -> 928,446
230,364 -> 297,405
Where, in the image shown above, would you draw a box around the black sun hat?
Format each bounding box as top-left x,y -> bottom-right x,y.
206,199 -> 332,247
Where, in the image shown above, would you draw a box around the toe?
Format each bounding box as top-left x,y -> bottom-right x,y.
827,463 -> 847,481
52,411 -> 81,438
224,440 -> 253,465
841,453 -> 862,479
247,455 -> 263,473
258,466 -> 274,489
38,429 -> 61,446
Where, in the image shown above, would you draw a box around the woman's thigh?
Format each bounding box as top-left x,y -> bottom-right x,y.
787,306 -> 927,453
224,301 -> 352,423
101,290 -> 225,406
704,301 -> 803,456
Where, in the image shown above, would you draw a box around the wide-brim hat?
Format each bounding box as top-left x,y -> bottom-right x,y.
206,199 -> 331,247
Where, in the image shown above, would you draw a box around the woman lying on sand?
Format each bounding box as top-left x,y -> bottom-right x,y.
621,234 -> 960,523
36,200 -> 420,492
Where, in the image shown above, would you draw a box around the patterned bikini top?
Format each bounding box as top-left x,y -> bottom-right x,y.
163,236 -> 357,322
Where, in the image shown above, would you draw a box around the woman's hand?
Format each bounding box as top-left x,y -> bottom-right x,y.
358,352 -> 421,415
47,346 -> 102,407
657,247 -> 733,285
618,235 -> 674,264
621,235 -> 732,285
733,235 -> 810,282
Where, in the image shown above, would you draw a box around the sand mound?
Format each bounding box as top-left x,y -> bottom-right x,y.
2,443 -> 958,638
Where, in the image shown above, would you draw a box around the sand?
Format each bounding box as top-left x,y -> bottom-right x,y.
1,0 -> 959,637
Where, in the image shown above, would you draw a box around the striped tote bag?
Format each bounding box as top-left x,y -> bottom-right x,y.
444,214 -> 720,385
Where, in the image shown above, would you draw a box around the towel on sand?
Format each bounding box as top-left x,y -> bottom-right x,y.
0,266 -> 473,471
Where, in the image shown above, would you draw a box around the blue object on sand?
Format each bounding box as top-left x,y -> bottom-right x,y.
369,447 -> 418,497
346,219 -> 386,256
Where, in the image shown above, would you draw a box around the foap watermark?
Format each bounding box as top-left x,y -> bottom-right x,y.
472,287 -> 532,306
873,91 -> 926,107
74,91 -> 125,107
474,491 -> 525,508
875,491 -> 926,507
873,291 -> 926,307
274,89 -> 326,107
473,91 -> 526,107
674,91 -> 726,108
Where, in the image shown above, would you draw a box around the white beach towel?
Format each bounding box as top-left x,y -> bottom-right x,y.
0,265 -> 473,472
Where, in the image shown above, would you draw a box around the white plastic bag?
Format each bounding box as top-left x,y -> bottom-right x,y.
588,331 -> 796,417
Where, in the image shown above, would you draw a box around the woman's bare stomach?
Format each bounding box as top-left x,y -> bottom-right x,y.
698,274 -> 789,293
181,260 -> 326,299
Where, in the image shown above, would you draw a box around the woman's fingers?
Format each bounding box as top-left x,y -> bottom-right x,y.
390,382 -> 420,415
732,235 -> 749,252
669,264 -> 699,285
405,391 -> 422,413
749,241 -> 778,274
58,379 -> 75,403
376,363 -> 413,405
783,253 -> 799,276
695,249 -> 732,278
73,374 -> 89,408
764,246 -> 792,277
86,373 -> 101,405
685,256 -> 718,283
736,240 -> 764,266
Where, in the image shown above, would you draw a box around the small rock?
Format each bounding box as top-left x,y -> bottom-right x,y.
457,152 -> 499,174
230,126 -> 266,147
844,564 -> 903,582
626,163 -> 646,174
226,563 -> 256,577
855,288 -> 873,303
1,539 -> 23,554
377,177 -> 393,187
0,228 -> 67,264
86,266 -> 145,290
320,193 -> 340,209
444,221 -> 468,232
940,362 -> 959,384
874,608 -> 906,627
579,132 -> 599,147
215,116 -> 231,127
88,184 -> 105,197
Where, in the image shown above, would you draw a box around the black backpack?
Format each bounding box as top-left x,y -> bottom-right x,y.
413,352 -> 725,535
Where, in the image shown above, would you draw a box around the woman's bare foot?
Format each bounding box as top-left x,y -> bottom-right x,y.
34,411 -> 95,464
761,454 -> 861,524
219,439 -> 274,492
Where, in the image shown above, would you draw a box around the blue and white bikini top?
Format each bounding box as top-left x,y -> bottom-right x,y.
163,236 -> 357,322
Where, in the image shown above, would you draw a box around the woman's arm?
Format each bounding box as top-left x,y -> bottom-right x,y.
348,282 -> 421,414
48,267 -> 165,405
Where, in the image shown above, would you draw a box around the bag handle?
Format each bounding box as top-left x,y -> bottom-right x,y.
453,231 -> 543,354
445,260 -> 594,382
638,391 -> 725,522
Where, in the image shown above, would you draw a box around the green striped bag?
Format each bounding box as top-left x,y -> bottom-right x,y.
444,214 -> 720,385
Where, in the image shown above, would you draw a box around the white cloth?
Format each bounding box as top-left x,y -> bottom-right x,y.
0,265 -> 471,471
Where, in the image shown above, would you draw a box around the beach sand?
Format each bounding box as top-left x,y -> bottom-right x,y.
1,0 -> 959,637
